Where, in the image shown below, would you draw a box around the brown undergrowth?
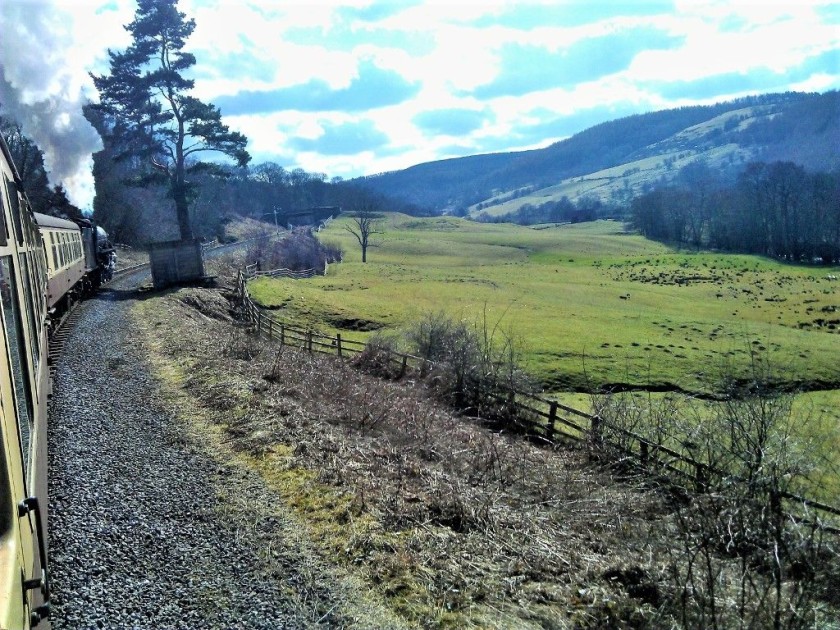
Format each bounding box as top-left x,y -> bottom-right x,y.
130,273 -> 683,628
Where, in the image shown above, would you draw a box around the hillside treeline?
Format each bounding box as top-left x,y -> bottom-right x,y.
4,106 -> 417,246
476,194 -> 623,225
85,105 -> 415,245
357,91 -> 839,213
631,160 -> 840,263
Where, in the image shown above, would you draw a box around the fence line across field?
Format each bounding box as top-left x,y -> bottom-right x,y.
245,264 -> 318,279
234,269 -> 840,530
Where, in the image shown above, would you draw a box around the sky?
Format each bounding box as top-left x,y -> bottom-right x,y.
0,0 -> 838,211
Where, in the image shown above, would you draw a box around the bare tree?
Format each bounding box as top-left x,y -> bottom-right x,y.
345,208 -> 383,263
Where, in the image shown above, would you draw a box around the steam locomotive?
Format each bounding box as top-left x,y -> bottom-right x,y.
1,134 -> 115,627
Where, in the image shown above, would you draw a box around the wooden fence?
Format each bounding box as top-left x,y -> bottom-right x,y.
234,270 -> 840,530
244,263 -> 318,279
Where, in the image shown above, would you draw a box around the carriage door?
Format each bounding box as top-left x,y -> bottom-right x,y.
0,254 -> 37,625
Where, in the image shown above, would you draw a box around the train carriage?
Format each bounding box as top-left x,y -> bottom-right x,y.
0,137 -> 51,627
34,213 -> 85,312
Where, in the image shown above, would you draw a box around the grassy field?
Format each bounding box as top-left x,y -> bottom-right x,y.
138,282 -> 840,627
249,215 -> 840,399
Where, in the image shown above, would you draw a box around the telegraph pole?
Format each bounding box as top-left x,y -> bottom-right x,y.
263,207 -> 281,234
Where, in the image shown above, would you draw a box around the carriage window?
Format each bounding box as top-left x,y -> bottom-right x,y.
4,176 -> 23,245
50,233 -> 57,270
0,256 -> 34,476
18,254 -> 39,373
0,178 -> 8,246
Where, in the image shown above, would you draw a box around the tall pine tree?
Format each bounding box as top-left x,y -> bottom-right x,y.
91,0 -> 249,240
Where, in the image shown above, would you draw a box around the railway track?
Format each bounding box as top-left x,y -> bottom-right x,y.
48,303 -> 83,376
47,271 -> 148,385
46,244 -> 228,369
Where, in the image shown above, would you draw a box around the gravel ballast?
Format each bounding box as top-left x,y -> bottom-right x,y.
47,275 -> 326,629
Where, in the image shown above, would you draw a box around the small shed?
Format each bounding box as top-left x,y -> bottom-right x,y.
147,239 -> 207,289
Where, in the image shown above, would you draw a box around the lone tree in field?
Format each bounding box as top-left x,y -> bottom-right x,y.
345,208 -> 384,263
91,0 -> 250,241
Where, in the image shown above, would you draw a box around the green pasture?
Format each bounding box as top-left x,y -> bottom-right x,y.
552,389 -> 840,504
249,215 -> 840,398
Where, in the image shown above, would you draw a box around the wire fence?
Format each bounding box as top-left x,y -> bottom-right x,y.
234,269 -> 840,530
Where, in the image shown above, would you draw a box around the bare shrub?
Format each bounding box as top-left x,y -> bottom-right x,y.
222,326 -> 262,360
592,358 -> 840,628
249,227 -> 339,273
245,228 -> 272,270
264,345 -> 285,383
591,390 -> 685,471
427,479 -> 486,533
350,333 -> 403,379
664,481 -> 839,630
406,310 -> 455,368
319,240 -> 344,263
348,383 -> 391,434
405,310 -> 533,423
394,398 -> 440,462
668,386 -> 839,629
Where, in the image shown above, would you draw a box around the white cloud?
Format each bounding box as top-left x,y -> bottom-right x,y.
1,0 -> 837,209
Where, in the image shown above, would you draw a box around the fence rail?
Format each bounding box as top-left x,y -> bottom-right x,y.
244,264 -> 318,279
234,270 -> 840,529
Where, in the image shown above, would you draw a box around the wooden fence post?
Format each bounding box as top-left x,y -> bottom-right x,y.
336,333 -> 342,357
591,415 -> 602,447
307,330 -> 313,353
548,401 -> 557,440
399,355 -> 408,378
640,440 -> 649,466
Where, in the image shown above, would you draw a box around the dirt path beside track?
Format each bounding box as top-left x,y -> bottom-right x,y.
47,271 -> 384,629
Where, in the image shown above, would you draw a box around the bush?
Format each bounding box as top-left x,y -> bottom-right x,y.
405,310 -> 533,421
248,227 -> 340,273
591,361 -> 840,629
351,333 -> 403,380
320,240 -> 344,263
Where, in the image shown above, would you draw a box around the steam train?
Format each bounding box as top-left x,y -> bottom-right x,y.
0,134 -> 115,627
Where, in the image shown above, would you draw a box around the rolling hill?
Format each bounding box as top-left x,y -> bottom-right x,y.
354,90 -> 840,217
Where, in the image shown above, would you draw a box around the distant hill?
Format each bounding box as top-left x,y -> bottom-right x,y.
354,91 -> 840,217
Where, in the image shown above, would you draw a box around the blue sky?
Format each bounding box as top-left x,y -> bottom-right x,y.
1,0 -> 838,208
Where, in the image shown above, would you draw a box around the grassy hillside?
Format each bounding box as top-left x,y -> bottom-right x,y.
355,91 -> 839,215
470,142 -> 746,217
248,215 -> 840,398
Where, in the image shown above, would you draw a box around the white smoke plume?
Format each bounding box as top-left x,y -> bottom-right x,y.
0,1 -> 107,211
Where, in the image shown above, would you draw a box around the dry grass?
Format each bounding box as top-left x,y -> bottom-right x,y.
128,260 -> 840,628
130,273 -> 679,628
114,245 -> 149,269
